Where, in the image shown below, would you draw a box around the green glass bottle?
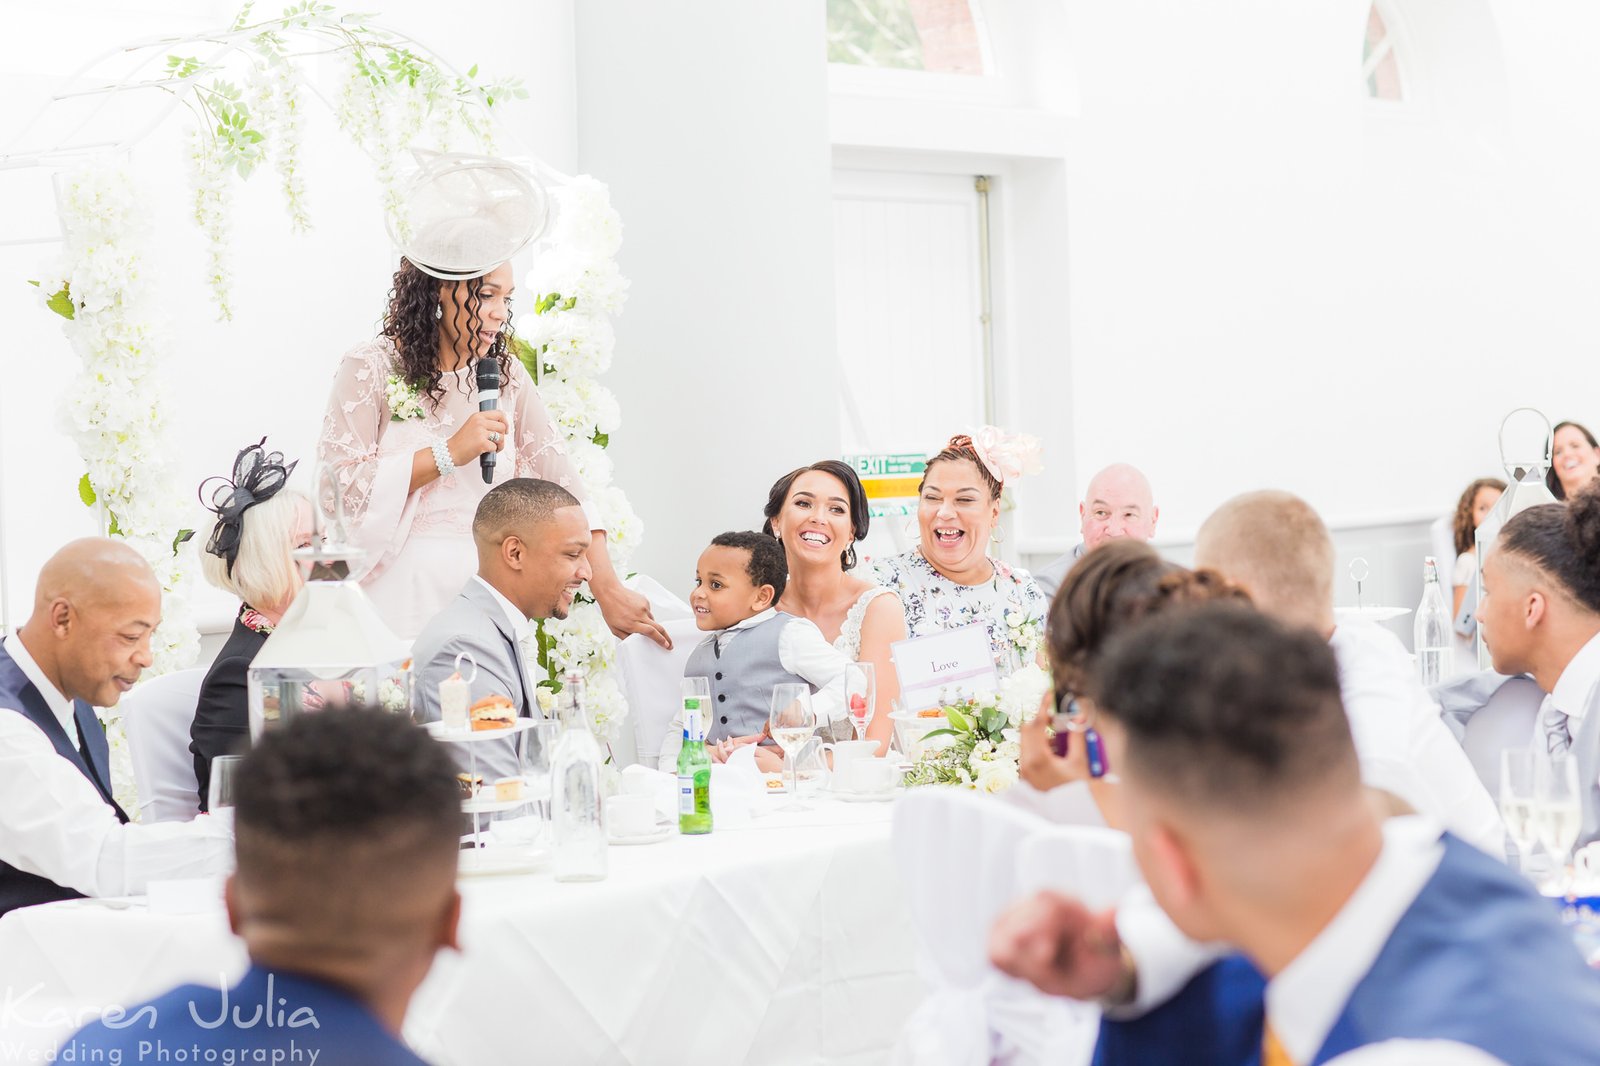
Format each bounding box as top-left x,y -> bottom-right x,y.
676,698 -> 713,835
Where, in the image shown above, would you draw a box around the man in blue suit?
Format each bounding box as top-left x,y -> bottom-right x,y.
992,604 -> 1600,1066
62,707 -> 462,1064
0,538 -> 230,916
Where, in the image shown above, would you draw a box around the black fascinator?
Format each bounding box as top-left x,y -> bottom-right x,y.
199,438 -> 298,576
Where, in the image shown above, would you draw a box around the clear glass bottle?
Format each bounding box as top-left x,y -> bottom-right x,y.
677,697 -> 713,835
1414,557 -> 1453,689
551,672 -> 608,882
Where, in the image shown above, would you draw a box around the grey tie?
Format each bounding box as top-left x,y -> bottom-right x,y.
1541,699 -> 1573,757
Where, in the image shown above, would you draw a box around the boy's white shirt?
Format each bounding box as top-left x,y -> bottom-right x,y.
657,608 -> 848,770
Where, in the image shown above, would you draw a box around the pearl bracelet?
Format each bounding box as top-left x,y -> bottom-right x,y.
430,439 -> 455,481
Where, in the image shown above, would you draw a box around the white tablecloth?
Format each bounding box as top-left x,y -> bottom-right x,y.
0,801 -> 922,1065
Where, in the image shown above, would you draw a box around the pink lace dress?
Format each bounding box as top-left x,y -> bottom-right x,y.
317,337 -> 595,639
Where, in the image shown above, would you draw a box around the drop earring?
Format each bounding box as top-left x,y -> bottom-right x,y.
434,303 -> 443,321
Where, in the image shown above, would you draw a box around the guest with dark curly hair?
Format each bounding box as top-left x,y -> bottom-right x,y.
762,460 -> 906,753
871,430 -> 1048,677
316,255 -> 666,646
62,707 -> 462,1063
1447,476 -> 1504,619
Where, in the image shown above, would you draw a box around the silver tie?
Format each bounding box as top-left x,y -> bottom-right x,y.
1541,700 -> 1573,757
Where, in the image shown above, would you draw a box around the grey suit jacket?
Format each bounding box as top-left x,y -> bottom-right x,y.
1433,669 -> 1600,851
411,578 -> 534,782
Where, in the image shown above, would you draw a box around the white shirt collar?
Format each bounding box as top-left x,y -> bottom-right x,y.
1266,815 -> 1447,1064
713,607 -> 778,650
473,576 -> 533,643
1551,629 -> 1600,723
3,632 -> 78,745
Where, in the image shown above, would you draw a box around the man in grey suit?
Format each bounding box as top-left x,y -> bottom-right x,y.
412,478 -> 594,781
1465,491 -> 1600,850
1033,464 -> 1159,601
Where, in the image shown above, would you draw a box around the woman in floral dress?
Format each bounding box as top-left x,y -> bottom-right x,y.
317,258 -> 664,644
872,431 -> 1048,681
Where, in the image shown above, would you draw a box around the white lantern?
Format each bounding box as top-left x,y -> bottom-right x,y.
1472,409 -> 1558,669
247,465 -> 411,737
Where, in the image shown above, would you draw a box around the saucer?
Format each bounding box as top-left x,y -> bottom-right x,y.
830,786 -> 899,803
458,846 -> 548,877
608,824 -> 673,846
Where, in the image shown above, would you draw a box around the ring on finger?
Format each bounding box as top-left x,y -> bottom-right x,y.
488,431 -> 501,443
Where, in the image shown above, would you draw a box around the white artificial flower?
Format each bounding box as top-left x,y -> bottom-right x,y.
999,663 -> 1051,727
975,760 -> 1019,794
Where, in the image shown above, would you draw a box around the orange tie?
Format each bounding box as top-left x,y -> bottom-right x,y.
1262,1024 -> 1297,1066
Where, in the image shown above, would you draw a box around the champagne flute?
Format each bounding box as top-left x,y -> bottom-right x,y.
845,662 -> 876,746
1534,752 -> 1583,897
769,684 -> 816,811
1500,748 -> 1539,871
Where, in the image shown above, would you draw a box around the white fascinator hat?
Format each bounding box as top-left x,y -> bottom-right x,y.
388,149 -> 551,280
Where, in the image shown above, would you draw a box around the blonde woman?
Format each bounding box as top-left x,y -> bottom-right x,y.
190,440 -> 312,809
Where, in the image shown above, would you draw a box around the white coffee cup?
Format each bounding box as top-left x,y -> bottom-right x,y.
842,758 -> 898,795
824,739 -> 878,772
619,766 -> 661,799
604,794 -> 654,838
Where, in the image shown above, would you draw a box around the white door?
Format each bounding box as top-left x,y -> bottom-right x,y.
832,169 -> 986,457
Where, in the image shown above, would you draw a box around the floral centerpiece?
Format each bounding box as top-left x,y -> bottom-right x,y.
903,663 -> 1051,793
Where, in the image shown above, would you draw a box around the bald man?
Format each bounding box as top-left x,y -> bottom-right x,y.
0,538 -> 231,916
1192,491 -> 1504,857
1034,464 -> 1159,601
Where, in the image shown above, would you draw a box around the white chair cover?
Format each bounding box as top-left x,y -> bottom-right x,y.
1008,824 -> 1140,1066
614,575 -> 698,768
891,788 -> 1070,1066
1459,675 -> 1543,795
119,668 -> 205,822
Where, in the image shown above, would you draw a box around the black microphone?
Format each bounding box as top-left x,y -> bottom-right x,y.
476,358 -> 501,485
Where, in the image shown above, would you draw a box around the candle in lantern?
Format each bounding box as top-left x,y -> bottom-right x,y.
440,672 -> 470,732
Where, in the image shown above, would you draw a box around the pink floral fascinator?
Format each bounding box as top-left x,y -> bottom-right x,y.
969,425 -> 1044,486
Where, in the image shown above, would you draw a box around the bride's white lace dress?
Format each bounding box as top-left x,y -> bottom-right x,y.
832,585 -> 897,659
317,337 -> 596,639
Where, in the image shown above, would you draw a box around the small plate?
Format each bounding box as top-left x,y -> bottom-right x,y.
761,774 -> 789,795
458,846 -> 547,877
426,718 -> 539,744
608,825 -> 673,846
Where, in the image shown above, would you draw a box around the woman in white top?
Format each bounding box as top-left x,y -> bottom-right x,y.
317,258 -> 665,644
762,460 -> 905,754
1546,420 -> 1600,501
872,431 -> 1048,679
1449,477 -> 1504,619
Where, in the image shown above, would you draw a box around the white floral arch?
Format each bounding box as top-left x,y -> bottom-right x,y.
2,3 -> 641,807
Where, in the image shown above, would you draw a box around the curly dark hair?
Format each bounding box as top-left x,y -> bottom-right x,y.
382,258 -> 519,405
710,530 -> 791,603
761,460 -> 871,571
1498,483 -> 1600,615
1452,477 -> 1506,556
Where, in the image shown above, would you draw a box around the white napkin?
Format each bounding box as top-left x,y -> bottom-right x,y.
619,763 -> 678,822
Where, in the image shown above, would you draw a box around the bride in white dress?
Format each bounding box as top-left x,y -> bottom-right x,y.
762,461 -> 906,754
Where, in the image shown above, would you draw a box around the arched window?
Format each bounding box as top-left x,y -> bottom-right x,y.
1362,3 -> 1405,102
826,0 -> 989,76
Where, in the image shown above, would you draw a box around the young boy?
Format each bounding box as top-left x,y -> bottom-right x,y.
658,531 -> 847,771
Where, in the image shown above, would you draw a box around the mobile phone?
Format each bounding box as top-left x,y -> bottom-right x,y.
1050,716 -> 1108,778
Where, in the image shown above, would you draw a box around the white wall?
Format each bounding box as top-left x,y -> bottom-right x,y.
572,0 -> 839,590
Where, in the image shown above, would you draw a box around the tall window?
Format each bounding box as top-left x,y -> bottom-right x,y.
826,0 -> 989,76
1362,3 -> 1404,102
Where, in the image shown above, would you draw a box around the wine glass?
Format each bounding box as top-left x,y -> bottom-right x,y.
769,684 -> 816,810
845,662 -> 876,745
1535,752 -> 1583,897
1500,748 -> 1539,871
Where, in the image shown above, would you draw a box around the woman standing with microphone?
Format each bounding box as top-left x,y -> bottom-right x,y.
316,155 -> 665,644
